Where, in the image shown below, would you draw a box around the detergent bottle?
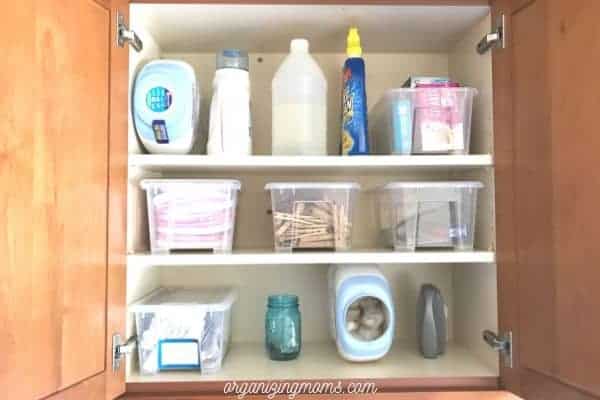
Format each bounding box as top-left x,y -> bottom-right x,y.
341,28 -> 369,155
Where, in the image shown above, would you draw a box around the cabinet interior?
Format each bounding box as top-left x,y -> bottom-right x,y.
125,3 -> 499,385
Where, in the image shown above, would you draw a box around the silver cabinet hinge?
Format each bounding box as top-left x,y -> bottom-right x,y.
112,333 -> 137,372
477,14 -> 505,54
116,11 -> 143,52
483,330 -> 513,368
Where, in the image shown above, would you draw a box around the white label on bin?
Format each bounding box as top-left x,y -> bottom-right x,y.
421,121 -> 452,152
160,341 -> 200,367
450,124 -> 465,151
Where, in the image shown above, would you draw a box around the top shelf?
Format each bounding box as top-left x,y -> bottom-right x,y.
129,154 -> 493,174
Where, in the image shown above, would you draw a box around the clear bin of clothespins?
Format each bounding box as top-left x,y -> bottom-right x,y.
265,183 -> 360,252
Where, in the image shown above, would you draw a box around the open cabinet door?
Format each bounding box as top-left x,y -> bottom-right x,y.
495,0 -> 600,398
1,0 -> 128,399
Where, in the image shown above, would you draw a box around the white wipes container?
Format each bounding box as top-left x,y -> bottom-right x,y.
328,265 -> 395,362
141,179 -> 241,253
265,182 -> 359,252
132,287 -> 236,374
369,88 -> 477,155
208,49 -> 252,155
377,181 -> 483,251
272,39 -> 327,155
132,60 -> 200,154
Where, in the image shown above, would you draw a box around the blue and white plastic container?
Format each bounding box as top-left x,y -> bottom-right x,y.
132,60 -> 200,154
329,265 -> 395,362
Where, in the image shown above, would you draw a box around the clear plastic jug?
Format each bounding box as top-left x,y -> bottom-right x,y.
272,39 -> 327,155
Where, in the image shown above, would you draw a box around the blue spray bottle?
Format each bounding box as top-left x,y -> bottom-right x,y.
341,27 -> 369,155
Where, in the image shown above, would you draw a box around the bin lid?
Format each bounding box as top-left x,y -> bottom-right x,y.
130,287 -> 237,312
141,179 -> 241,191
265,182 -> 361,190
381,181 -> 483,190
383,86 -> 479,96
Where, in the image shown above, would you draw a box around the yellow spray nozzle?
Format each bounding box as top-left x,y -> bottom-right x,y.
346,27 -> 362,57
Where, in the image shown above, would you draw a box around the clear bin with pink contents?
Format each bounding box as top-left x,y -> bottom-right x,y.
141,179 -> 241,253
369,87 -> 477,155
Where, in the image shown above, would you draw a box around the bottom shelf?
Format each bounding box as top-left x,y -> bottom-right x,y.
127,341 -> 498,384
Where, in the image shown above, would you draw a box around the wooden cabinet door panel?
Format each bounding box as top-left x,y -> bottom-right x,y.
501,0 -> 600,398
511,0 -> 555,376
0,0 -> 126,398
548,0 -> 600,395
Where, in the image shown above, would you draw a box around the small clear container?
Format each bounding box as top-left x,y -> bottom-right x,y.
131,287 -> 237,374
141,179 -> 241,254
265,182 -> 360,252
369,87 -> 478,155
377,181 -> 483,251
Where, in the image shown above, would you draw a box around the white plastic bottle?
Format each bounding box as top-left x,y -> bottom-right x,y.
208,49 -> 252,155
272,39 -> 327,155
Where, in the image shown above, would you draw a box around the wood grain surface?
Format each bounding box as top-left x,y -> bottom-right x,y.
1,0 -> 111,398
490,0 -> 520,394
105,0 -> 130,398
122,390 -> 520,400
547,0 -> 600,396
130,0 -> 489,5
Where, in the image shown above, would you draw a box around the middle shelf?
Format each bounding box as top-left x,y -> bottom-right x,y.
129,154 -> 494,174
127,250 -> 495,267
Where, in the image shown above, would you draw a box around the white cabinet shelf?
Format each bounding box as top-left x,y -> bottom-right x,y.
127,250 -> 495,267
126,341 -> 498,384
128,154 -> 493,173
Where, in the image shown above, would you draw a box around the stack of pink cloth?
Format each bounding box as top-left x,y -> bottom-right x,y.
142,180 -> 240,253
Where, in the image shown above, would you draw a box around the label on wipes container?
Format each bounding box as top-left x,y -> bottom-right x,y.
152,120 -> 169,144
146,87 -> 172,112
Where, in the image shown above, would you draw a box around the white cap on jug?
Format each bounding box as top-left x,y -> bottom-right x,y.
290,39 -> 309,53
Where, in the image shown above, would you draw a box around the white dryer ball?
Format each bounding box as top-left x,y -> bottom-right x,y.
346,320 -> 359,333
357,325 -> 380,341
361,310 -> 385,329
346,308 -> 361,322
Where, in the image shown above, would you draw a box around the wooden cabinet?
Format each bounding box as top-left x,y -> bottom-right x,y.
2,1 -> 599,399
1,0 -> 119,399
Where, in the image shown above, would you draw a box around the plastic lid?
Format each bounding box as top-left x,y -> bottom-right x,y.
265,182 -> 360,190
381,181 -> 483,189
346,27 -> 362,57
141,179 -> 241,191
383,87 -> 479,97
130,287 -> 237,312
290,39 -> 309,53
217,49 -> 249,71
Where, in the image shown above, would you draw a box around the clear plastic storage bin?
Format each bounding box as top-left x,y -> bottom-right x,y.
265,182 -> 360,252
141,179 -> 241,253
369,88 -> 478,155
132,287 -> 236,374
377,181 -> 483,251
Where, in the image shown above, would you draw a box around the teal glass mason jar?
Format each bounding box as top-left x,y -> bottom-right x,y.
265,294 -> 301,361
